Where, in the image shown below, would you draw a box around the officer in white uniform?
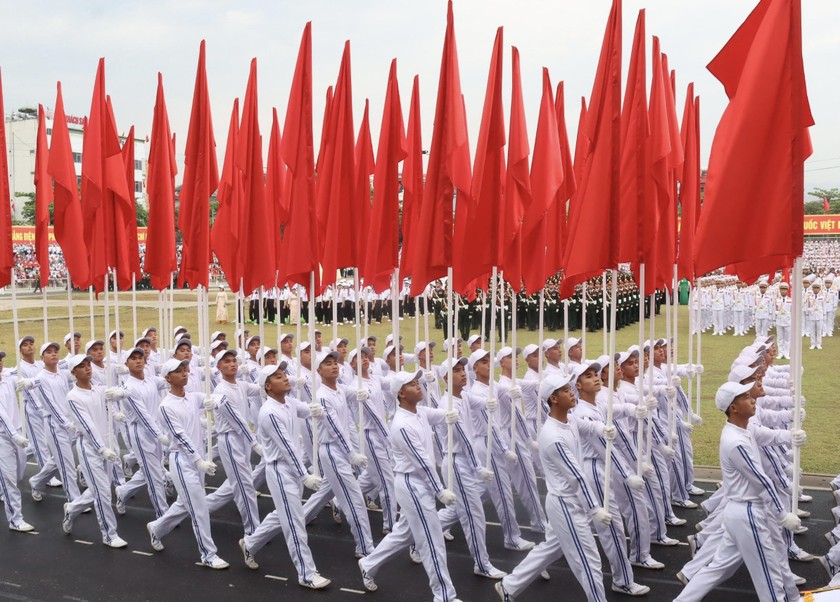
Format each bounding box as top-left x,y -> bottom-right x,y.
0,351 -> 35,532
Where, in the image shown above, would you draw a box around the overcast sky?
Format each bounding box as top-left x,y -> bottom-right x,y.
2,0 -> 838,196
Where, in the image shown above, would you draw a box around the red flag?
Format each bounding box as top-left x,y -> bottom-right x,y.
355,98 -> 375,277
364,60 -> 406,293
560,0 -> 622,298
572,96 -> 588,183
677,86 -> 701,281
34,105 -> 51,288
824,196 -> 831,212
317,41 -> 360,291
522,70 -> 562,294
0,71 -> 13,288
501,46 -> 531,292
235,59 -> 274,294
115,123 -> 141,290
178,40 -> 219,290
452,26 -> 503,295
618,10 -> 648,265
278,22 -> 319,291
145,73 -> 178,291
409,0 -> 471,296
694,0 -> 813,277
265,107 -> 287,271
211,99 -> 242,291
48,82 -> 89,288
399,76 -> 423,279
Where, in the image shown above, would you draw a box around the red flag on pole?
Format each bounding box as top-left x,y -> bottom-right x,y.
824,196 -> 831,212
236,59 -> 274,295
278,22 -> 319,291
409,0 -> 471,296
452,25 -> 502,295
677,86 -> 701,281
354,98 -> 375,276
145,74 -> 178,291
501,46 -> 531,292
211,99 -> 242,291
265,107 -> 287,271
560,0 -> 622,298
115,122 -> 141,290
34,105 -> 52,289
364,60 -> 407,293
694,0 -> 813,278
0,71 -> 14,288
48,82 -> 89,288
178,40 -> 219,290
399,76 -> 423,280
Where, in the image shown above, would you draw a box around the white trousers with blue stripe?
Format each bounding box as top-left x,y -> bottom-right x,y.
29,417 -> 80,501
215,431 -> 260,536
473,438 -> 523,546
23,401 -> 51,468
356,430 -> 397,533
585,458 -> 635,588
0,433 -> 27,527
244,461 -> 319,583
510,440 -> 547,532
66,438 -> 119,543
501,494 -> 607,602
115,423 -> 169,518
360,472 -> 457,602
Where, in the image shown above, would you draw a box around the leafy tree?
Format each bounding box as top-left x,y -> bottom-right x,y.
18,193 -> 43,225
806,187 -> 840,214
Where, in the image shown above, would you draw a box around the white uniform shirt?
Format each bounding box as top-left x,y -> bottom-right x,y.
389,405 -> 446,494
538,415 -> 599,510
257,395 -> 310,478
158,391 -> 207,464
66,385 -> 110,452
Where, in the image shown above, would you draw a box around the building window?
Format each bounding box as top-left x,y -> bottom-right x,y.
76,175 -> 82,187
46,128 -> 52,136
135,181 -> 143,193
73,152 -> 82,163
134,160 -> 142,170
30,149 -> 35,155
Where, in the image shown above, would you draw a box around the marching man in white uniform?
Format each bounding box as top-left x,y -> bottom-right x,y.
0,351 -> 35,532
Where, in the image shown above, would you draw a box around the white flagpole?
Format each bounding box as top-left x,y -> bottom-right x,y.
132,273 -> 138,342
485,266 -> 499,469
392,269 -> 401,371
695,281 -> 703,416
354,269 -> 365,457
480,290 -> 486,343
275,282 -> 282,349
791,257 -> 804,513
537,288 -> 545,433
67,275 -> 74,340
11,272 -> 26,439
563,299 -> 570,371
602,269 -> 619,502
423,290 -> 431,364
42,286 -> 48,343
363,285 -> 369,344
200,286 -> 213,459
636,265 -> 646,476
114,269 -> 122,362
645,291 -> 656,466
664,285 -> 676,447
602,272 -> 608,355
510,284 -> 518,452
500,274 -> 506,348
258,286 -> 266,367
308,272 -> 319,478
446,267 -> 455,490
581,281 -> 587,360
687,283 -> 694,420
332,284 -> 339,343
89,286 -> 95,340
414,292 -> 421,349
103,274 -> 115,450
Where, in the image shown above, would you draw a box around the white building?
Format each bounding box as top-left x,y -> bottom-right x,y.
4,105 -> 147,220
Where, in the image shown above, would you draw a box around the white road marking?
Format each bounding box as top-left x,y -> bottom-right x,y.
132,550 -> 153,556
74,540 -> 93,545
340,588 -> 366,595
265,575 -> 288,582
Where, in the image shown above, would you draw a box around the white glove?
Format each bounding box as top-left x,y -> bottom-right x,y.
505,450 -> 518,463
508,385 -> 523,400
645,396 -> 658,412
634,405 -> 648,420
779,512 -> 801,531
478,468 -> 494,482
303,474 -> 324,491
602,425 -> 617,442
112,412 -> 127,424
99,447 -> 119,464
691,413 -> 703,426
350,453 -> 368,468
15,378 -> 34,391
356,389 -> 370,403
486,398 -> 498,413
682,421 -> 694,433
625,475 -> 645,490
237,365 -> 248,377
671,376 -> 681,387
686,367 -> 696,379
665,386 -> 676,400
105,387 -> 127,401
308,403 -> 324,419
444,409 -> 459,425
423,370 -> 436,384
791,428 -> 806,447
115,365 -> 130,375
694,364 -> 704,375
252,442 -> 264,457
197,459 -> 217,476
196,356 -> 206,367
661,445 -> 676,461
203,397 -> 218,411
67,422 -> 78,436
642,462 -> 655,479
436,489 -> 457,506
158,434 -> 171,447
295,376 -> 307,389
529,439 -> 539,450
591,507 -> 612,526
13,434 -> 29,449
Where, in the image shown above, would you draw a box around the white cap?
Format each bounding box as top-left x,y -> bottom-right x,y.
66,354 -> 93,372
616,348 -> 637,366
732,349 -> 765,369
256,346 -> 278,362
298,341 -> 311,352
279,333 -> 294,343
382,344 -> 403,359
134,337 -> 151,347
329,337 -> 349,351
18,335 -> 35,348
234,328 -> 250,339
108,330 -> 124,340
542,338 -> 561,352
174,338 -> 193,351
64,331 -> 81,345
174,332 -> 191,344
812,279 -> 824,288
215,348 -> 238,362
126,347 -> 146,359
467,349 -> 490,370
390,370 -> 422,396
573,360 -> 603,379
539,373 -> 575,401
715,381 -> 753,412
564,337 -> 581,352
173,325 -> 187,336
314,351 -> 340,370
40,341 -> 60,356
443,337 -> 463,352
142,327 -> 157,338
466,334 -> 482,347
257,362 -> 289,389
84,339 -> 105,354
160,358 -> 190,377
348,346 -> 372,366
385,333 -> 403,347
210,330 -> 224,341
210,339 -> 228,352
438,356 -> 468,378
728,364 -> 761,383
245,335 -> 261,348
495,346 -> 521,365
627,344 -> 640,355
414,341 -> 436,355
522,343 -> 539,358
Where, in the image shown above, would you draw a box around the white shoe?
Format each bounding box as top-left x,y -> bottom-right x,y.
147,522 -> 164,551
820,555 -> 840,578
790,549 -> 815,562
800,492 -> 813,503
365,497 -> 379,510
826,531 -> 840,546
504,537 -> 535,551
796,508 -> 811,518
115,494 -> 126,515
539,570 -> 550,580
672,499 -> 698,509
793,573 -> 806,586
47,477 -> 63,488
474,565 -> 507,579
631,557 -> 665,570
202,556 -> 230,570
239,538 -> 258,569
652,537 -> 680,546
330,500 -> 342,524
688,485 -> 706,496
793,524 -> 809,534
62,503 -> 73,534
687,534 -> 697,558
358,559 -> 377,591
104,536 -> 128,549
665,516 -> 687,526
9,521 -> 34,532
442,529 -> 454,541
611,582 -> 650,596
299,574 -> 331,589
676,571 -> 689,585
31,489 -> 43,502
495,581 -> 514,601
408,545 -> 422,564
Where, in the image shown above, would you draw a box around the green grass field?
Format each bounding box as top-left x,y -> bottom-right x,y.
1,290 -> 837,474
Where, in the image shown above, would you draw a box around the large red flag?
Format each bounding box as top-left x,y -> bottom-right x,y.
618,10 -> 648,265
318,42 -> 360,291
211,99 -> 242,291
501,46 -> 530,292
409,0 -> 471,296
694,0 -> 813,277
145,74 -> 178,291
522,70 -> 562,294
34,105 -> 51,289
115,122 -> 141,291
265,108 -> 287,271
0,70 -> 10,289
278,22 -> 319,291
178,40 -> 219,290
452,26 -> 503,295
399,76 -> 422,279
364,60 -> 406,293
354,99 -> 375,278
48,82 -> 89,288
560,0 -> 622,298
677,86 -> 700,281
236,59 -> 274,295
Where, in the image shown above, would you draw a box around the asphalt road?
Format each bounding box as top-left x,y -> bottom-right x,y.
1,462 -> 836,602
